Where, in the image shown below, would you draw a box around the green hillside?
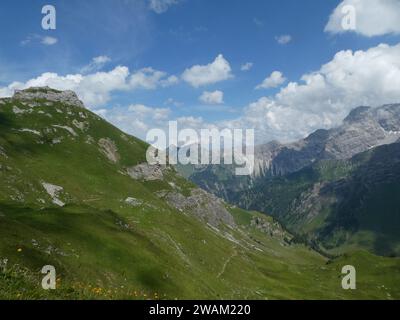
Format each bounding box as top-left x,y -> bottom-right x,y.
1,88 -> 399,300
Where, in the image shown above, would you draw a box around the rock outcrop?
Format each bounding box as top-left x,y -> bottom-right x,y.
126,163 -> 165,181
13,87 -> 85,108
98,138 -> 120,163
163,188 -> 236,228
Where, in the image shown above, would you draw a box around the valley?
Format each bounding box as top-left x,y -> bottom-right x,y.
0,87 -> 399,300
181,105 -> 400,257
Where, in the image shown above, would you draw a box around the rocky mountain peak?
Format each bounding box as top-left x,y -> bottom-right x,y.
13,87 -> 85,108
343,106 -> 372,124
376,104 -> 400,131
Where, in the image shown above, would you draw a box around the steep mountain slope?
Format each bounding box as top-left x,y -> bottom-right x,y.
181,104 -> 400,256
1,87 -> 399,300
238,142 -> 400,256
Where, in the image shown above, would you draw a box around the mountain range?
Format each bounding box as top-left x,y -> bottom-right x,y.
181,104 -> 400,256
0,87 -> 399,299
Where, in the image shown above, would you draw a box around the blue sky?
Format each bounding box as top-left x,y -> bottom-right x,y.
1,0 -> 400,143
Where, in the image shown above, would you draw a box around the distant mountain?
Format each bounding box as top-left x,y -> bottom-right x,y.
4,87 -> 398,299
181,104 -> 400,256
239,141 -> 400,256
253,104 -> 400,177
184,104 -> 400,197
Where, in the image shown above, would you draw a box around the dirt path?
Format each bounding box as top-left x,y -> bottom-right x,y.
217,249 -> 238,278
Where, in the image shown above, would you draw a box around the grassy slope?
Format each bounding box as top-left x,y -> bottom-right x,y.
1,95 -> 399,300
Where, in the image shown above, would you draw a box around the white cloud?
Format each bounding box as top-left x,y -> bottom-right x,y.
0,64 -> 178,108
177,116 -> 207,129
161,75 -> 180,87
130,67 -> 178,90
199,90 -> 224,105
275,35 -> 292,45
21,34 -> 58,46
97,44 -> 400,144
98,103 -> 172,139
241,62 -> 253,71
94,109 -> 108,118
182,54 -> 233,87
41,36 -> 58,46
228,43 -> 400,143
93,56 -> 111,64
81,55 -> 111,73
149,0 -> 180,14
325,0 -> 400,37
97,43 -> 400,145
256,71 -> 286,89
128,104 -> 171,121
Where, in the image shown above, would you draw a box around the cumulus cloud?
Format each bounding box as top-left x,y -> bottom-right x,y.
99,43 -> 400,144
228,43 -> 400,143
256,71 -> 286,89
149,0 -> 180,14
241,62 -> 253,71
99,44 -> 400,145
199,90 -> 224,105
182,54 -> 233,87
128,103 -> 171,121
325,0 -> 400,37
275,35 -> 292,45
130,67 -> 179,90
161,75 -> 180,87
0,64 -> 178,108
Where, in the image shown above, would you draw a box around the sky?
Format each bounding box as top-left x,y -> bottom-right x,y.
1,0 -> 400,144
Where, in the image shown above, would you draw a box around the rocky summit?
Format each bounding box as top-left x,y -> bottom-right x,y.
13,87 -> 85,108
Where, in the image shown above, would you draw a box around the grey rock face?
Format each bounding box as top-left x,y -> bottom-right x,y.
163,188 -> 235,228
127,162 -> 236,227
98,138 -> 120,163
324,105 -> 400,159
343,106 -> 372,124
126,163 -> 165,181
126,163 -> 235,228
13,87 -> 85,108
254,104 -> 400,178
124,197 -> 143,207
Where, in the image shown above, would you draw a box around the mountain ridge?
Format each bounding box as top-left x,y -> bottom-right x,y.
182,103 -> 400,256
